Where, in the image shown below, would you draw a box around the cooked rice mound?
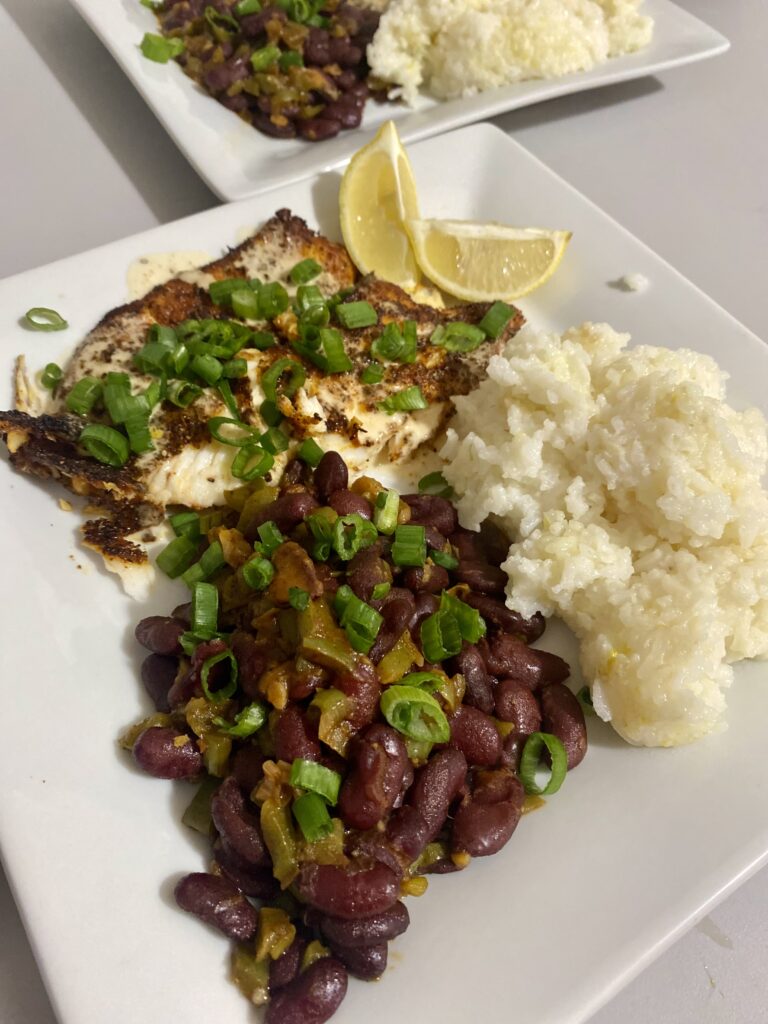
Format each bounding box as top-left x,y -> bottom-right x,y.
441,323 -> 768,747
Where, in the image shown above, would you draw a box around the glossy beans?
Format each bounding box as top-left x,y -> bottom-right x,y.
462,592 -> 546,644
402,563 -> 450,595
140,654 -> 177,712
402,494 -> 458,536
210,776 -> 270,866
452,770 -> 525,857
408,749 -> 468,842
230,745 -> 265,793
409,592 -> 439,642
134,616 -> 184,656
295,862 -> 400,919
132,726 -> 202,780
448,706 -> 502,767
214,839 -> 279,900
269,935 -> 307,992
335,666 -> 380,729
273,705 -> 322,763
494,678 -> 542,734
499,732 -> 526,772
314,901 -> 410,948
453,559 -> 507,595
347,545 -> 391,602
338,725 -> 409,830
328,941 -> 387,980
450,645 -> 494,714
174,872 -> 258,942
230,631 -> 268,700
241,490 -> 318,540
264,957 -> 348,1024
328,489 -> 372,520
481,635 -> 569,688
539,683 -> 588,770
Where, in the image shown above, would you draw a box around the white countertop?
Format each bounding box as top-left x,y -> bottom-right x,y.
1,0 -> 766,1021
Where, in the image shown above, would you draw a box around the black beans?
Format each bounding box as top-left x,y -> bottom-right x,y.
140,654 -> 177,712
134,616 -> 184,656
203,58 -> 249,94
539,683 -> 588,770
463,592 -> 546,644
408,749 -> 468,842
304,26 -> 331,65
175,872 -> 258,942
295,862 -> 400,919
315,901 -> 409,948
402,494 -> 458,536
450,645 -> 494,715
448,705 -> 502,767
210,776 -> 270,866
452,769 -> 525,858
315,451 -> 348,501
328,941 -> 387,980
322,99 -> 363,130
298,118 -> 342,142
264,957 -> 348,1024
132,726 -> 202,780
495,678 -> 542,734
348,545 -> 391,602
273,705 -> 321,763
328,489 -> 372,520
338,724 -> 409,830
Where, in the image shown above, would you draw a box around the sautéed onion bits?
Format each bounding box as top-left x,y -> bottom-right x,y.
126,448 -> 587,1021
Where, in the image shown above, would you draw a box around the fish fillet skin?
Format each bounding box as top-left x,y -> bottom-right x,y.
0,209 -> 524,587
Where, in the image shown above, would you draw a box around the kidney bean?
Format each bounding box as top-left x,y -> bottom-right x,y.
166,666 -> 199,709
230,744 -> 265,794
495,678 -> 542,734
213,838 -> 278,900
134,615 -> 184,656
480,635 -> 570,688
338,725 -> 409,830
328,941 -> 387,980
393,758 -> 414,808
451,769 -> 525,857
347,544 -> 391,602
499,731 -> 526,772
409,592 -> 439,641
351,803 -> 430,876
328,37 -> 363,67
328,489 -> 372,520
463,592 -> 546,643
423,526 -> 448,551
448,705 -> 502,767
403,562 -> 450,595
140,654 -> 177,712
210,776 -> 270,866
265,957 -> 347,1024
203,57 -> 249,94
241,490 -> 319,539
288,660 -> 327,702
315,901 -> 409,948
449,644 -> 494,715
539,683 -> 588,770
314,451 -> 347,500
408,749 -> 468,842
132,726 -> 202,780
345,80 -> 370,100
314,562 -> 340,599
269,935 -> 307,992
230,631 -> 268,700
240,6 -> 286,38
299,118 -> 342,142
335,665 -> 380,728
323,99 -> 363,134
332,69 -> 357,89
304,26 -> 331,65
171,601 -> 192,625
402,494 -> 458,536
175,872 -> 258,942
220,93 -> 250,114
386,804 -> 431,862
454,559 -> 507,595
297,861 -> 400,919
274,705 -> 321,763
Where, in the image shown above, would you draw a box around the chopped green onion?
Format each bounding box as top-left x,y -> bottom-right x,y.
295,285 -> 329,327
79,424 -> 129,467
576,686 -> 596,716
306,510 -> 335,561
250,330 -> 277,350
292,791 -> 333,843
260,426 -> 290,455
235,0 -> 261,13
440,591 -> 486,643
258,282 -> 290,319
417,471 -> 454,499
214,701 -> 268,738
279,50 -> 304,70
24,307 -> 68,332
217,380 -> 238,422
478,301 -> 515,339
380,685 -> 451,744
259,400 -> 282,427
181,540 -> 226,588
167,380 -> 202,408
288,587 -> 310,611
170,511 -> 200,540
222,358 -> 248,379
361,364 -> 384,385
208,416 -> 260,447
191,581 -> 219,639
261,358 -> 306,403
334,585 -> 383,654
257,521 -> 285,556
156,535 -> 199,578
65,377 -> 102,416
101,372 -> 132,423
242,556 -> 274,590
231,444 -> 274,481
204,4 -> 239,31
231,287 -> 261,321
148,323 -> 177,345
332,513 -> 377,561
209,278 -> 245,306
250,44 -> 281,71
371,582 -> 391,601
519,732 -> 568,796
297,438 -> 324,467
141,32 -> 184,62
125,408 -> 154,454
143,378 -> 164,410
290,259 -> 323,285
391,524 -> 426,567
398,671 -> 444,691
140,0 -> 162,8
40,363 -> 63,390
191,353 -> 223,386
289,759 -> 341,804
373,489 -> 400,535
429,548 -> 458,570
287,0 -> 311,22
420,607 -> 462,662
430,321 -> 486,353
371,321 -> 416,364
335,301 -> 378,330
200,648 -> 238,703
377,386 -> 428,415
294,326 -> 352,373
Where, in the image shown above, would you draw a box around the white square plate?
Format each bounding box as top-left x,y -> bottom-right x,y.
2,125 -> 767,1024
66,0 -> 728,200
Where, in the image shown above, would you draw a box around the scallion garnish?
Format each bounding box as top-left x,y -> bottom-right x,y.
191,353 -> 223,386
289,759 -> 341,804
478,301 -> 515,339
65,377 -> 102,416
260,400 -> 282,427
519,732 -> 568,796
24,307 -> 68,332
222,358 -> 248,378
292,791 -> 333,843
258,281 -> 290,319
204,5 -> 239,31
231,287 -> 261,321
333,585 -> 383,654
260,426 -> 290,455
420,606 -> 462,662
208,278 -> 244,306
377,386 -> 428,414
297,438 -> 324,467
279,50 -> 304,70
79,424 -> 129,467
191,581 -> 219,639
288,587 -> 310,611
306,509 -> 335,561
102,373 -> 133,424
242,556 -> 275,590
430,321 -> 486,353
295,285 -> 330,327
290,258 -> 323,285
429,548 -> 458,570
167,380 -> 202,408
261,358 -> 306,403
251,330 -> 277,350
170,511 -> 200,540
140,32 -> 185,62
373,489 -> 400,535
371,321 -> 417,364
250,44 -> 281,71
125,407 -> 154,454
40,363 -> 63,390
257,520 -> 285,556
332,513 -> 377,561
181,540 -> 226,588
156,536 -> 199,578
214,701 -> 267,738
235,0 -> 261,13
371,582 -> 391,601
440,591 -> 486,643
200,648 -> 238,703
418,470 -> 454,498
230,444 -> 274,481
361,364 -> 384,385
391,523 -> 426,567
335,301 -> 378,330
208,416 -> 260,447
380,685 -> 451,744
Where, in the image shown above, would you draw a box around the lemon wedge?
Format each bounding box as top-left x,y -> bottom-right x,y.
339,121 -> 421,291
406,219 -> 572,302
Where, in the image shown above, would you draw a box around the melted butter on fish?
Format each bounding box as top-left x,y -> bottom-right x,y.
127,251 -> 211,300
